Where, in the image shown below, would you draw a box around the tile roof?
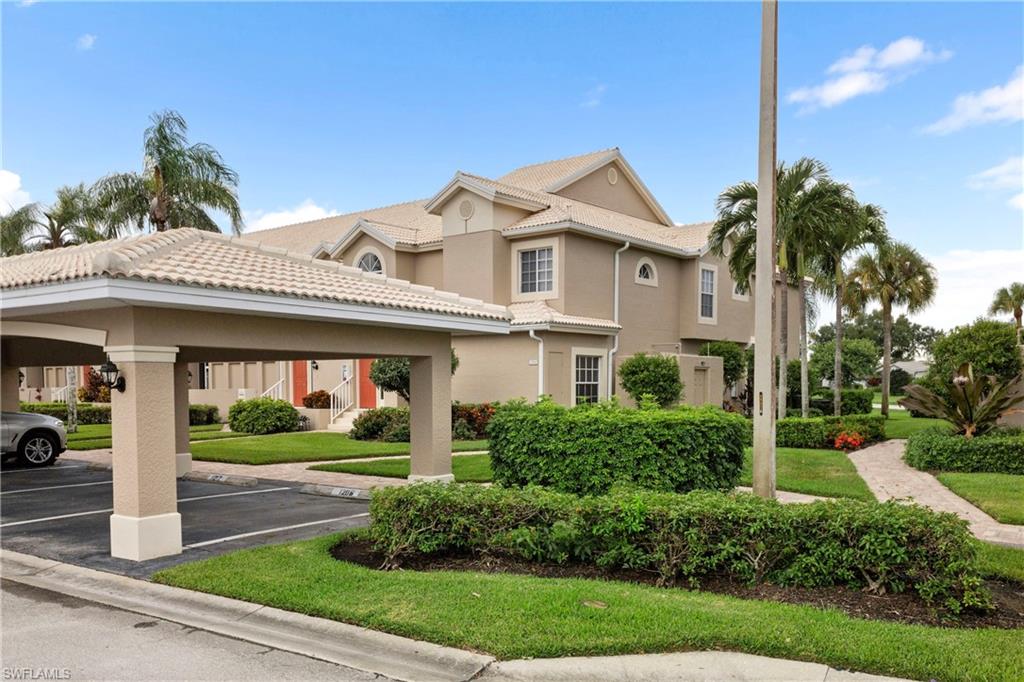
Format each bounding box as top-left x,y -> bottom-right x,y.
496,148 -> 618,192
508,301 -> 621,331
249,200 -> 442,251
0,229 -> 508,322
243,149 -> 712,257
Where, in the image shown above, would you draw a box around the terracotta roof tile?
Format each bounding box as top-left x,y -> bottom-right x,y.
508,301 -> 620,331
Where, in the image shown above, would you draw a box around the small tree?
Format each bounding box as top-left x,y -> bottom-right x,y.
369,349 -> 459,402
922,319 -> 1021,400
810,338 -> 879,386
701,341 -> 746,388
617,353 -> 683,408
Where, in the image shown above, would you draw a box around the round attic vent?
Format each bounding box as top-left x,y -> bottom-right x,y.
458,199 -> 475,219
607,167 -> 619,185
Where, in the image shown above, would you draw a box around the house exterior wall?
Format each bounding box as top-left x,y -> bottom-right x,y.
556,160 -> 662,223
452,333 -> 538,404
414,250 -> 444,289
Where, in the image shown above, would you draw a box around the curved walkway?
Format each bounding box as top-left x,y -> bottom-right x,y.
848,440 -> 1024,548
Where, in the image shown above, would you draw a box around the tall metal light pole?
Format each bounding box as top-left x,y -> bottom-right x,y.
752,0 -> 778,498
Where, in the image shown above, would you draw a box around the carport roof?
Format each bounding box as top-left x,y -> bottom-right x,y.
0,229 -> 509,330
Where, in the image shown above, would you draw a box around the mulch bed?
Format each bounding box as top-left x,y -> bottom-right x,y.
331,538 -> 1024,630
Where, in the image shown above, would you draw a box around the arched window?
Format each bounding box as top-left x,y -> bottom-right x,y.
356,251 -> 384,275
634,257 -> 658,287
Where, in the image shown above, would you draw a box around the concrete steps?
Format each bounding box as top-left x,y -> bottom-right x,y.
326,408 -> 365,433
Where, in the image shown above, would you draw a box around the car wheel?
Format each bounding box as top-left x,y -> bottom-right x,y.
18,431 -> 59,467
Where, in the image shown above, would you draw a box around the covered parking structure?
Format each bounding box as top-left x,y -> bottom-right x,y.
0,228 -> 508,561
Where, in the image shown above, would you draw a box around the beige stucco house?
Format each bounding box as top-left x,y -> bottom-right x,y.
20,148 -> 801,426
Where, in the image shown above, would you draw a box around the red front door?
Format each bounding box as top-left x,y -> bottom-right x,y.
358,359 -> 377,408
292,360 -> 308,406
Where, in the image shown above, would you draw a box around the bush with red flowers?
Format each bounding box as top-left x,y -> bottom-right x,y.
834,431 -> 865,452
302,390 -> 332,409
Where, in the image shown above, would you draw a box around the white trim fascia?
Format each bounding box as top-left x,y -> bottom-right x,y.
503,221 -> 704,259
511,324 -> 619,336
1,278 -> 510,335
425,174 -> 548,215
543,150 -> 674,227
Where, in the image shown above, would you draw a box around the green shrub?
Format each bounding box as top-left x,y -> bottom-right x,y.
487,399 -> 746,495
810,388 -> 874,415
301,390 -> 332,409
370,484 -> 989,613
617,353 -> 683,407
905,429 -> 1024,475
19,402 -> 111,424
77,368 -> 110,403
189,404 -> 220,425
701,341 -> 746,387
350,407 -> 408,441
890,367 -> 912,394
227,398 -> 299,435
810,338 -> 880,385
451,402 -> 496,439
776,414 -> 885,448
923,319 -> 1022,400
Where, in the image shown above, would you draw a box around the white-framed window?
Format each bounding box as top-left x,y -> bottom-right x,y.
511,237 -> 559,302
698,263 -> 717,324
574,354 -> 601,404
634,257 -> 658,287
354,246 -> 385,276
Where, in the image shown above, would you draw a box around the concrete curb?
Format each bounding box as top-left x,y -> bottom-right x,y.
299,483 -> 372,500
181,471 -> 258,487
0,550 -> 492,682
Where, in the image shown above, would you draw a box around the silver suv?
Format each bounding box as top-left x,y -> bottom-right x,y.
1,412 -> 68,467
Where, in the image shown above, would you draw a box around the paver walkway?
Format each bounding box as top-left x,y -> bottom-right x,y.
849,439 -> 1024,548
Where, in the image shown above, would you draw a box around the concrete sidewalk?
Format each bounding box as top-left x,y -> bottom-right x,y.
849,439 -> 1024,548
1,549 -> 910,682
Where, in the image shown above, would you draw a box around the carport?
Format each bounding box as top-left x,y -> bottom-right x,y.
0,229 -> 508,561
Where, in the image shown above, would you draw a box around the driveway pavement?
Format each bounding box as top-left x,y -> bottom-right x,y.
0,459 -> 370,577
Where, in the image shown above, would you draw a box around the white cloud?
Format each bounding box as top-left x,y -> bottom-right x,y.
967,156 -> 1024,211
924,65 -> 1024,135
76,34 -> 97,51
0,170 -> 32,215
244,199 -> 338,233
908,249 -> 1024,331
788,36 -> 951,113
581,84 -> 607,109
19,0 -> 41,6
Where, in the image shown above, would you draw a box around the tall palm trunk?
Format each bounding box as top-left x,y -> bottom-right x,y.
799,278 -> 809,418
833,269 -> 844,417
777,277 -> 789,420
881,299 -> 892,418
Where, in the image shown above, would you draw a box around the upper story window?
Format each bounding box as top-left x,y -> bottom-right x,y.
356,251 -> 384,275
634,257 -> 658,287
519,247 -> 553,294
699,264 -> 717,323
732,277 -> 750,301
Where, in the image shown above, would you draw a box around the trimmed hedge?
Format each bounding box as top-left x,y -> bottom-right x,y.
228,398 -> 299,435
809,388 -> 874,415
369,483 -> 989,613
189,404 -> 220,426
904,428 -> 1024,475
351,404 -> 496,442
350,407 -> 409,441
487,400 -> 746,495
19,402 -> 111,424
776,414 -> 886,449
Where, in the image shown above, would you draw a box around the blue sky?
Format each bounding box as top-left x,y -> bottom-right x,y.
3,1 -> 1022,330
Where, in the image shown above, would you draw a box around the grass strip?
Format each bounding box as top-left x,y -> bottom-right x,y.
739,447 -> 874,501
153,532 -> 1024,682
938,473 -> 1024,525
312,454 -> 492,482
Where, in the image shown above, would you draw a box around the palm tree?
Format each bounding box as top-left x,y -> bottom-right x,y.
989,283 -> 1024,338
847,241 -> 937,417
812,189 -> 888,416
0,203 -> 41,256
709,157 -> 836,418
94,110 -> 243,235
34,184 -> 105,250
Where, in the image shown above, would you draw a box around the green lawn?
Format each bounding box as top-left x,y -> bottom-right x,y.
976,540 -> 1024,583
871,391 -> 904,404
152,532 -> 1024,682
190,432 -> 488,465
740,447 -> 874,501
871,408 -> 951,439
937,473 -> 1024,525
66,423 -> 239,450
312,454 -> 493,482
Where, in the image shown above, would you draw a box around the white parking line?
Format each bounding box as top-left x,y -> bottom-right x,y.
184,512 -> 369,549
0,486 -> 294,528
0,481 -> 113,495
1,464 -> 87,474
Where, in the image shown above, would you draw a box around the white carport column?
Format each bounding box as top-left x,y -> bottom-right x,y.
407,348 -> 453,483
1,365 -> 20,412
105,345 -> 182,561
173,361 -> 192,476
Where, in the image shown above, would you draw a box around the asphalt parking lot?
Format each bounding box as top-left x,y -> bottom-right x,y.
0,457 -> 370,577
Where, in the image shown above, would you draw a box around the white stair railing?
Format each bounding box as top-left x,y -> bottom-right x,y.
53,385 -> 71,403
261,378 -> 286,400
330,377 -> 354,423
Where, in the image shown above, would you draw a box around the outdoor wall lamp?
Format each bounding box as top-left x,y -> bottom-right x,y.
99,360 -> 126,393
18,370 -> 25,387
311,361 -> 319,371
